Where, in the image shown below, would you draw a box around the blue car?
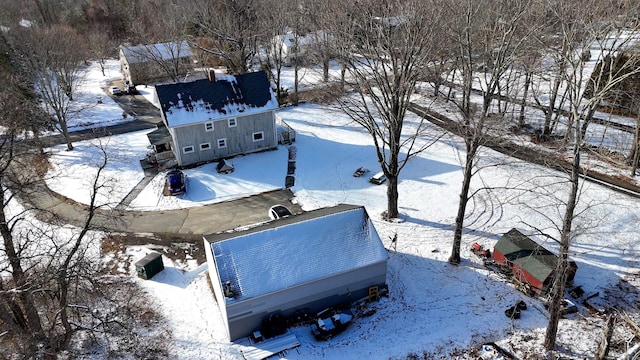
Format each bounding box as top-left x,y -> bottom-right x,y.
165,170 -> 186,196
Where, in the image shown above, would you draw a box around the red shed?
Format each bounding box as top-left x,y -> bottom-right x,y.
492,229 -> 577,295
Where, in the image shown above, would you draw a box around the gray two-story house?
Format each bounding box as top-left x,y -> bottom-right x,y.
154,70 -> 280,167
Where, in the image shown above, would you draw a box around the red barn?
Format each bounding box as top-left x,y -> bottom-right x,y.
492,229 -> 577,295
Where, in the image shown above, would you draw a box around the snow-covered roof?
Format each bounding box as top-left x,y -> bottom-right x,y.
120,41 -> 191,64
205,204 -> 388,302
272,30 -> 333,49
154,71 -> 279,128
19,19 -> 33,28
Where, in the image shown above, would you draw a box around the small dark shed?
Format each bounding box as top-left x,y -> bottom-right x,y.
216,159 -> 235,174
492,229 -> 577,295
135,252 -> 164,280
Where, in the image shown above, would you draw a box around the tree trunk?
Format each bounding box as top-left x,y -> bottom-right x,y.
447,68 -> 456,102
386,174 -> 399,219
544,69 -> 564,135
59,119 -> 73,151
0,182 -> 48,352
293,62 -> 299,106
323,57 -> 329,83
544,121 -> 581,350
519,71 -> 531,127
630,108 -> 640,176
593,314 -> 616,360
449,141 -> 476,265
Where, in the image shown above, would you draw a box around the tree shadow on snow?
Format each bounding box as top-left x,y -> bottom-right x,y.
146,262 -> 208,289
291,132 -> 461,192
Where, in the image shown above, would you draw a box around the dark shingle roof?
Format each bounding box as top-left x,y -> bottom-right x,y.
155,71 -> 278,127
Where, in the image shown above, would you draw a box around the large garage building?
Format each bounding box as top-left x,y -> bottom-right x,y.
203,204 -> 389,341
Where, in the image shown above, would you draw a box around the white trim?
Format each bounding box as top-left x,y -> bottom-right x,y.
217,138 -> 227,148
228,118 -> 237,127
252,131 -> 264,142
200,142 -> 211,151
205,121 -> 214,132
182,145 -> 195,154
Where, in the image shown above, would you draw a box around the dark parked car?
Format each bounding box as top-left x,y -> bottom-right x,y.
269,205 -> 292,220
124,81 -> 138,95
310,308 -> 353,341
165,170 -> 186,196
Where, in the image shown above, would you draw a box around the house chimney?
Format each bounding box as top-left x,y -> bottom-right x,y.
207,69 -> 216,83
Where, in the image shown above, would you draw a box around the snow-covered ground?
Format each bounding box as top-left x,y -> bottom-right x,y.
40,60 -> 640,358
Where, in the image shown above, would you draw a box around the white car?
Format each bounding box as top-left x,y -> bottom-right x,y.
108,86 -> 121,95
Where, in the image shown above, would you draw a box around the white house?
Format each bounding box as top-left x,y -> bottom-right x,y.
119,41 -> 192,84
270,30 -> 332,65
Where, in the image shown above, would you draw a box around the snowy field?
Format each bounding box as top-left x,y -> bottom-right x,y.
39,60 -> 640,358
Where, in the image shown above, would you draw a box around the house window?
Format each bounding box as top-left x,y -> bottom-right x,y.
217,138 -> 227,148
252,131 -> 264,142
228,118 -> 237,127
182,145 -> 195,154
205,122 -> 214,132
200,142 -> 211,151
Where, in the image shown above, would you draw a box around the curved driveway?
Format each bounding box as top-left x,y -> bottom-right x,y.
13,90 -> 301,238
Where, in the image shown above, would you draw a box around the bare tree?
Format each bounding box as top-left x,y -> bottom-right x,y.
330,0 -> 442,219
184,0 -> 261,74
10,24 -> 88,151
542,4 -> 640,350
87,26 -> 117,77
123,40 -> 193,84
260,0 -> 293,103
444,0 -> 533,265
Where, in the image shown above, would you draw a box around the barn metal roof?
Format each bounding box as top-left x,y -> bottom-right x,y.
154,71 -> 278,128
494,228 -> 558,283
204,204 -> 389,302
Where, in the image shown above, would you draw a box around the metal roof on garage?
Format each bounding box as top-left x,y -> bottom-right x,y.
204,204 -> 388,302
494,228 -> 558,283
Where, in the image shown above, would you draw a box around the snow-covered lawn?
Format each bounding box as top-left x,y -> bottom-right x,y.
40,60 -> 640,359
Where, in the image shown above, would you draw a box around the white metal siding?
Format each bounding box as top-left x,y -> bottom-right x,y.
173,111 -> 277,166
224,262 -> 387,341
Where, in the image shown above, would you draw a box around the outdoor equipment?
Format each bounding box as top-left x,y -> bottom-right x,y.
135,252 -> 164,280
217,159 -> 235,174
471,242 -> 491,258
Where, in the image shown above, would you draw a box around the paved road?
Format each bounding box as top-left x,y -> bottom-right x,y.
408,102 -> 640,198
11,90 -> 301,239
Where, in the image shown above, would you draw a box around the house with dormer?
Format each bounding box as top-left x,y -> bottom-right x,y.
152,70 -> 281,167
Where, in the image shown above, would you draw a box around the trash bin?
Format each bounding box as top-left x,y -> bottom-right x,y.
134,252 -> 164,280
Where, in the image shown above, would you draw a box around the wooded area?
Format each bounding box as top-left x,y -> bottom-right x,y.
1,0 -> 640,357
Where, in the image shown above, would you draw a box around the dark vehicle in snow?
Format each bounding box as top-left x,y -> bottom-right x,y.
165,169 -> 186,196
353,167 -> 369,177
124,81 -> 138,95
269,205 -> 292,220
310,308 -> 353,341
